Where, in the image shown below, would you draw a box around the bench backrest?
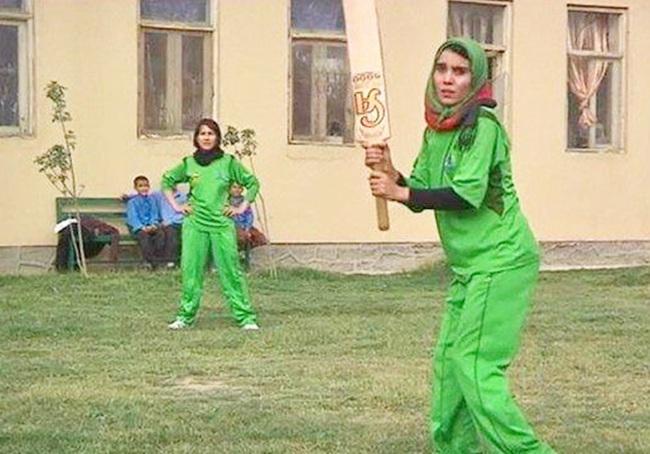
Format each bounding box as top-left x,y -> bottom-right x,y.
56,197 -> 130,236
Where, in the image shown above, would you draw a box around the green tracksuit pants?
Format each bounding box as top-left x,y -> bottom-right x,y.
431,262 -> 555,453
175,221 -> 256,326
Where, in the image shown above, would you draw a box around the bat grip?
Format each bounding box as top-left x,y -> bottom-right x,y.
372,163 -> 390,231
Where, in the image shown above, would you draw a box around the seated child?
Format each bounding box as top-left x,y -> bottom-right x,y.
154,188 -> 187,264
228,183 -> 267,249
125,175 -> 174,268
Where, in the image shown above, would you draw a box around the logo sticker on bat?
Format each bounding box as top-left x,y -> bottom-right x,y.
353,88 -> 386,128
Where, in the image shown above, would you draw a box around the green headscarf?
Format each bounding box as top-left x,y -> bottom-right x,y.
424,37 -> 490,129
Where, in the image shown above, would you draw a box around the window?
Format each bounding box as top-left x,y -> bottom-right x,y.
289,0 -> 353,145
0,0 -> 32,135
567,8 -> 625,152
447,0 -> 510,121
139,0 -> 213,136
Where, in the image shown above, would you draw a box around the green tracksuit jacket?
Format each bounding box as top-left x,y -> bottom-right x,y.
407,110 -> 555,453
162,153 -> 259,326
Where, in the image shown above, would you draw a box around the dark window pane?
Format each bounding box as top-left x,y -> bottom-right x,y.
141,0 -> 208,23
143,32 -> 168,131
567,86 -> 585,149
567,57 -> 616,149
182,35 -> 205,130
292,44 -> 312,137
325,46 -> 349,140
595,65 -> 612,146
0,0 -> 22,10
487,56 -> 497,80
0,25 -> 19,127
291,0 -> 345,32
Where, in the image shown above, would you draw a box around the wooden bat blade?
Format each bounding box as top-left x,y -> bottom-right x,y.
343,0 -> 390,231
343,0 -> 390,144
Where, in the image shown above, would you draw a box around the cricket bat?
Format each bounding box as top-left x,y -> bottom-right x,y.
342,0 -> 390,231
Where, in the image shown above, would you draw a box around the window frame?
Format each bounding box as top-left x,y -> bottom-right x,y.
566,5 -> 626,154
0,0 -> 33,137
446,0 -> 512,127
137,0 -> 215,139
288,3 -> 354,147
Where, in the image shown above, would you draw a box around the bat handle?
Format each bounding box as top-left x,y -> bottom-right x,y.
372,163 -> 390,231
375,197 -> 389,231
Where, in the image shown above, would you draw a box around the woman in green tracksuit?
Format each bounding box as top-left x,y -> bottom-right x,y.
163,118 -> 259,331
365,38 -> 556,453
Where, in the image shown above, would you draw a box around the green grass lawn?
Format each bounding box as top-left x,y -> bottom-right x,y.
1,265 -> 649,453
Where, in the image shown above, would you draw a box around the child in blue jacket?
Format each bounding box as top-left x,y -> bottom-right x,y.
126,175 -> 172,268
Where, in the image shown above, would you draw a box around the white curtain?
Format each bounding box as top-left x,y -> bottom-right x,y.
568,13 -> 610,128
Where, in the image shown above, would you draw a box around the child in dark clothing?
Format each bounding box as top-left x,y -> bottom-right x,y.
126,175 -> 173,268
154,188 -> 187,264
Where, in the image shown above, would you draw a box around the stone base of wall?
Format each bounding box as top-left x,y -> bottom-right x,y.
2,241 -> 650,275
248,243 -> 445,274
539,241 -> 650,271
0,246 -> 57,275
250,241 -> 650,274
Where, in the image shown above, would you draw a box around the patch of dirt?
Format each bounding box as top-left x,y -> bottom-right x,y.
166,376 -> 245,397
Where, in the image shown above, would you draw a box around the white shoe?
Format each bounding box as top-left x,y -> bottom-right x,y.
168,319 -> 188,330
242,323 -> 259,331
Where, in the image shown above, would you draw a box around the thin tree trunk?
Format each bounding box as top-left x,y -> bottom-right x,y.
247,156 -> 277,278
59,120 -> 88,277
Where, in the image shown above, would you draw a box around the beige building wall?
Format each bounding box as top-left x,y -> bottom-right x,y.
1,0 -> 649,247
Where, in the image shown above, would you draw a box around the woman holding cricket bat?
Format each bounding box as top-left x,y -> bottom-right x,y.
365,37 -> 555,453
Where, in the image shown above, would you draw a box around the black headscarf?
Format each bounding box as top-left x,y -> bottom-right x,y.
193,147 -> 223,166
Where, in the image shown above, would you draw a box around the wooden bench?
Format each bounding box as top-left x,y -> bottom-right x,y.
56,197 -> 135,269
55,197 -> 252,270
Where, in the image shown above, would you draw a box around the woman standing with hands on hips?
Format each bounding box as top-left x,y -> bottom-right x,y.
162,118 -> 260,331
365,38 -> 556,453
